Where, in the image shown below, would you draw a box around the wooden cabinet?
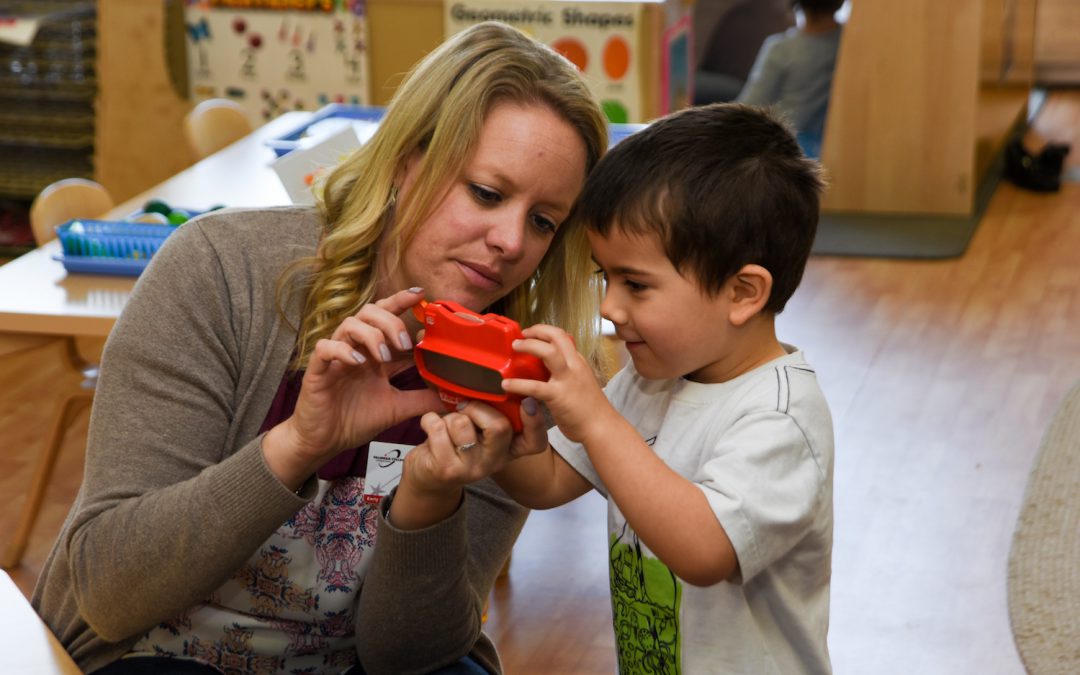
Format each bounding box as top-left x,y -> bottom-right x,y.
820,0 -> 1037,217
1034,0 -> 1080,84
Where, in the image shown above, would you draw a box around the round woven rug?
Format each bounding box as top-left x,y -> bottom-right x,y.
1008,380 -> 1080,674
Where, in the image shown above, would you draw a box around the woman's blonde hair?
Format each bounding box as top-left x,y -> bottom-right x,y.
281,21 -> 608,371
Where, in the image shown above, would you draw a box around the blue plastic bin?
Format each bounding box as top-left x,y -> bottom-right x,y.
53,219 -> 177,276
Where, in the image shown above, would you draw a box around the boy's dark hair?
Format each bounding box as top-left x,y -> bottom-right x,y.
575,103 -> 824,314
795,0 -> 845,15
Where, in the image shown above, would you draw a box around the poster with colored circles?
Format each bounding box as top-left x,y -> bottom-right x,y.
445,1 -> 645,123
183,0 -> 370,121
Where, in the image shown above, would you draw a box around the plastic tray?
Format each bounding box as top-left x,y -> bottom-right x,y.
266,103 -> 648,157
53,219 -> 177,276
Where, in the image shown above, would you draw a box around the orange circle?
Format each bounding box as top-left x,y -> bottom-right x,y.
552,37 -> 588,72
603,36 -> 630,80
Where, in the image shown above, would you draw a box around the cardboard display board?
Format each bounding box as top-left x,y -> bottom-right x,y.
444,0 -> 691,123
183,0 -> 371,121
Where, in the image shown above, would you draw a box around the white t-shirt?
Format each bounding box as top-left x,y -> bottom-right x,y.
552,348 -> 834,674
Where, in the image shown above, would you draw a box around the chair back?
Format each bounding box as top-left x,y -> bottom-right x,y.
29,178 -> 115,246
184,98 -> 254,159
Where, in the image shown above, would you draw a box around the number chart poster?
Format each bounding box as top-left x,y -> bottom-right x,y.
183,0 -> 370,121
445,1 -> 644,123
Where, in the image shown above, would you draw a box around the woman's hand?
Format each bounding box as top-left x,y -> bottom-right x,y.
388,401 -> 523,529
263,288 -> 443,490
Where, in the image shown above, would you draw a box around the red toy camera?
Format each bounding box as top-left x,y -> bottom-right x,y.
412,299 -> 548,431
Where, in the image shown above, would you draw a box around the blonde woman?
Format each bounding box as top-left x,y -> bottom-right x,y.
34,22 -> 607,675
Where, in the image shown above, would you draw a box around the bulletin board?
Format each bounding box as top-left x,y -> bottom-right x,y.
444,0 -> 690,123
183,0 -> 371,121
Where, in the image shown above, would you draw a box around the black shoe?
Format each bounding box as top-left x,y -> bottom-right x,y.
1004,138 -> 1063,192
1038,142 -> 1071,175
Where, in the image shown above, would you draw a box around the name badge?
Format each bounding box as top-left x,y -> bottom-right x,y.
362,441 -> 415,504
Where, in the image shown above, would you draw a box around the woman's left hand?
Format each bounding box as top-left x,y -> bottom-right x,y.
389,403 -> 518,529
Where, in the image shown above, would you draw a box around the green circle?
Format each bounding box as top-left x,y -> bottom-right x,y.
601,100 -> 629,124
167,210 -> 190,226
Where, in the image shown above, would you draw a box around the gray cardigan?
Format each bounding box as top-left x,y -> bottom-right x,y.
32,206 -> 527,674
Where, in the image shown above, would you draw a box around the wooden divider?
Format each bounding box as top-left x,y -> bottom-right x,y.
820,0 -> 1037,217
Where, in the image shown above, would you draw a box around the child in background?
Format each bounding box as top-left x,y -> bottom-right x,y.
737,0 -> 845,157
496,104 -> 834,673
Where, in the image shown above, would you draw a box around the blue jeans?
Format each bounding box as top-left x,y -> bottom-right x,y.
797,131 -> 822,159
92,654 -> 490,675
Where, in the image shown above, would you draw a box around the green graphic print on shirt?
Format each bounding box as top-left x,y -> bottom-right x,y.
610,523 -> 683,674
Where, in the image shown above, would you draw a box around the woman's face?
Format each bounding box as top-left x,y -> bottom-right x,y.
380,100 -> 588,313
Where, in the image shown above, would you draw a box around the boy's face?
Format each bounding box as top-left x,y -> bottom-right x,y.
590,228 -> 741,384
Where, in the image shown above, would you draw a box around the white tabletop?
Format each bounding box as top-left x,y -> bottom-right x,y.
0,111 -> 310,339
0,570 -> 81,674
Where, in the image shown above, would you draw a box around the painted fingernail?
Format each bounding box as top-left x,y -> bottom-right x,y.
408,286 -> 423,294
523,397 -> 538,416
399,331 -> 412,350
456,401 -> 467,411
379,344 -> 392,362
351,350 -> 366,364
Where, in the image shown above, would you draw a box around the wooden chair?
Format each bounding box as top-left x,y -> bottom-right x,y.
29,177 -> 114,246
183,98 -> 254,160
0,179 -> 113,570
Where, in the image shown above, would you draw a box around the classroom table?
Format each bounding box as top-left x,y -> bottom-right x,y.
0,569 -> 81,673
0,110 -> 310,341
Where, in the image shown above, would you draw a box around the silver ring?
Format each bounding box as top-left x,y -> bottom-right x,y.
457,442 -> 477,452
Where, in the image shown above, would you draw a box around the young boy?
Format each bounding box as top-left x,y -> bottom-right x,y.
497,103 -> 834,673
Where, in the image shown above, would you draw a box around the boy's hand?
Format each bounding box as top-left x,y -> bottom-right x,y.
502,324 -> 616,444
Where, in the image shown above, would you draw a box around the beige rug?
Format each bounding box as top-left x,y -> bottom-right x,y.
1008,380 -> 1080,674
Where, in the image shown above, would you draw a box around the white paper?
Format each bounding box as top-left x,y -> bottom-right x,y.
269,123 -> 362,204
0,16 -> 40,47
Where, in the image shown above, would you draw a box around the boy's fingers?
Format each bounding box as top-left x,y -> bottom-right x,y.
519,323 -> 561,336
512,337 -> 563,367
501,378 -> 544,399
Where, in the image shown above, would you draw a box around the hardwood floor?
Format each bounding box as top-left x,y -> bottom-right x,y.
3,90 -> 1078,673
